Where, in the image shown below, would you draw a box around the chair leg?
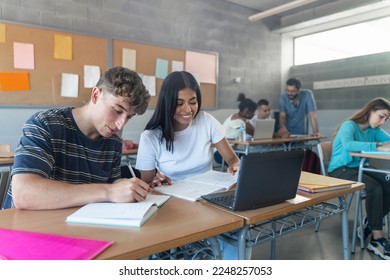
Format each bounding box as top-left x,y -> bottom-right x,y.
347,192 -> 354,211
387,214 -> 390,239
358,197 -> 365,249
315,220 -> 321,232
351,191 -> 365,253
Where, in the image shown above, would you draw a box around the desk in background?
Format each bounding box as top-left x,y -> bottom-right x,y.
229,135 -> 326,155
0,197 -> 243,260
0,157 -> 14,167
203,172 -> 364,260
122,148 -> 138,167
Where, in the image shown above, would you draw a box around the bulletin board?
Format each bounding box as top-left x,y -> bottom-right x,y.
0,22 -> 107,107
112,40 -> 217,108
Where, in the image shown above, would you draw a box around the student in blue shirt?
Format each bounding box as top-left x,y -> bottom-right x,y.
328,97 -> 390,260
4,67 -> 152,210
278,77 -> 320,136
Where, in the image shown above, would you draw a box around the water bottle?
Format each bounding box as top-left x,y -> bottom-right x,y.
238,125 -> 246,142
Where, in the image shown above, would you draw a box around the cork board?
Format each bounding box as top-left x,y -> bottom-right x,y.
112,40 -> 217,108
0,22 -> 107,106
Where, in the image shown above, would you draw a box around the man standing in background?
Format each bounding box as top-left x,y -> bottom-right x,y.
278,77 -> 320,136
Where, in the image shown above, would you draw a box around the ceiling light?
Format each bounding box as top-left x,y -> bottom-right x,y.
249,0 -> 319,22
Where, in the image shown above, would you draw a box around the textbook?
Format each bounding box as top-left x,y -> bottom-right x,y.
154,170 -> 238,201
298,171 -> 353,193
0,228 -> 112,260
66,194 -> 170,228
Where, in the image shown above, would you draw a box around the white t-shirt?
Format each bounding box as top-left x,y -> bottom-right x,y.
222,114 -> 246,140
135,111 -> 226,181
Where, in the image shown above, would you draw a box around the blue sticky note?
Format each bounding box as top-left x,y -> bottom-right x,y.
155,58 -> 168,79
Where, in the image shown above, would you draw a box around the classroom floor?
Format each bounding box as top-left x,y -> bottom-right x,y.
249,197 -> 385,260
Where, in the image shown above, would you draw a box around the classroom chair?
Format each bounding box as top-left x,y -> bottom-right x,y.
316,141 -> 370,250
0,144 -> 12,209
0,170 -> 10,209
317,141 -> 332,176
314,141 -> 332,232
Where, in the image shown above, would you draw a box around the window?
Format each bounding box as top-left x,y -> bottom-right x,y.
294,16 -> 390,65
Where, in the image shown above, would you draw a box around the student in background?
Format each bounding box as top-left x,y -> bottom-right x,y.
328,97 -> 390,260
222,93 -> 256,140
3,67 -> 152,210
135,71 -> 240,185
278,77 -> 320,136
249,98 -> 272,127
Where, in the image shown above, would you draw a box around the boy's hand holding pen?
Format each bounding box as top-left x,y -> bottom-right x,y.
150,170 -> 172,188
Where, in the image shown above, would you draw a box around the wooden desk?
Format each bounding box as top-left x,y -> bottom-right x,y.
203,172 -> 364,260
0,197 -> 243,260
0,157 -> 14,167
229,135 -> 326,154
349,152 -> 390,252
122,148 -> 138,155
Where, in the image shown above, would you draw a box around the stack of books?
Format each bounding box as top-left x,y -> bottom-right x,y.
298,171 -> 354,193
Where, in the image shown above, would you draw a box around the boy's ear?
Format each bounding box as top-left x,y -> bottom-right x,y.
91,87 -> 101,104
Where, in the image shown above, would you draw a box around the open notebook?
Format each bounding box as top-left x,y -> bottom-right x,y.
66,194 -> 170,228
154,170 -> 238,201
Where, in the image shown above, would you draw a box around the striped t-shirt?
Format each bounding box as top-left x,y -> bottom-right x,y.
3,107 -> 122,209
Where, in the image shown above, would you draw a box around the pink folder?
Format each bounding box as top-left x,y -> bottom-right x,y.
0,228 -> 113,260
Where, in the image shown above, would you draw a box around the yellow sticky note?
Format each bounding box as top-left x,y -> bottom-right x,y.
0,23 -> 6,43
54,34 -> 72,60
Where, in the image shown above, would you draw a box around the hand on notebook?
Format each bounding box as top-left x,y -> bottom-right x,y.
150,171 -> 172,188
110,177 -> 152,202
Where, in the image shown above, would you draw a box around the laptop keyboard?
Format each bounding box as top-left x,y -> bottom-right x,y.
210,193 -> 235,207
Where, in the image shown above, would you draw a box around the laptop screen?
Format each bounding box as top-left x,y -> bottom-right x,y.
253,119 -> 275,140
233,150 -> 304,210
202,150 -> 304,211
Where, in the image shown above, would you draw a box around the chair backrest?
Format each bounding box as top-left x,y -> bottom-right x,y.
0,144 -> 12,209
0,170 -> 10,209
317,141 -> 332,176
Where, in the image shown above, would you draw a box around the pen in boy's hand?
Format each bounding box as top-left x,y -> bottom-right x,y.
127,163 -> 137,178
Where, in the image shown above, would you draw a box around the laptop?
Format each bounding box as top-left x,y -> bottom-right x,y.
253,119 -> 275,140
201,149 -> 304,211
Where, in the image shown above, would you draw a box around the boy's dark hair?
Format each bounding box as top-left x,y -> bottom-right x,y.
257,99 -> 269,107
96,66 -> 150,115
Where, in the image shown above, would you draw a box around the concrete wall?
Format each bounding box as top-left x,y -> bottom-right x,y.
0,0 -> 282,108
1,1 -> 390,151
289,52 -> 390,110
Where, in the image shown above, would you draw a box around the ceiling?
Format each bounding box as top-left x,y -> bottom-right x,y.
222,0 -> 390,35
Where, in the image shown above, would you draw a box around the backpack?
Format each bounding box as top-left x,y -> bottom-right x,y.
301,149 -> 321,174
